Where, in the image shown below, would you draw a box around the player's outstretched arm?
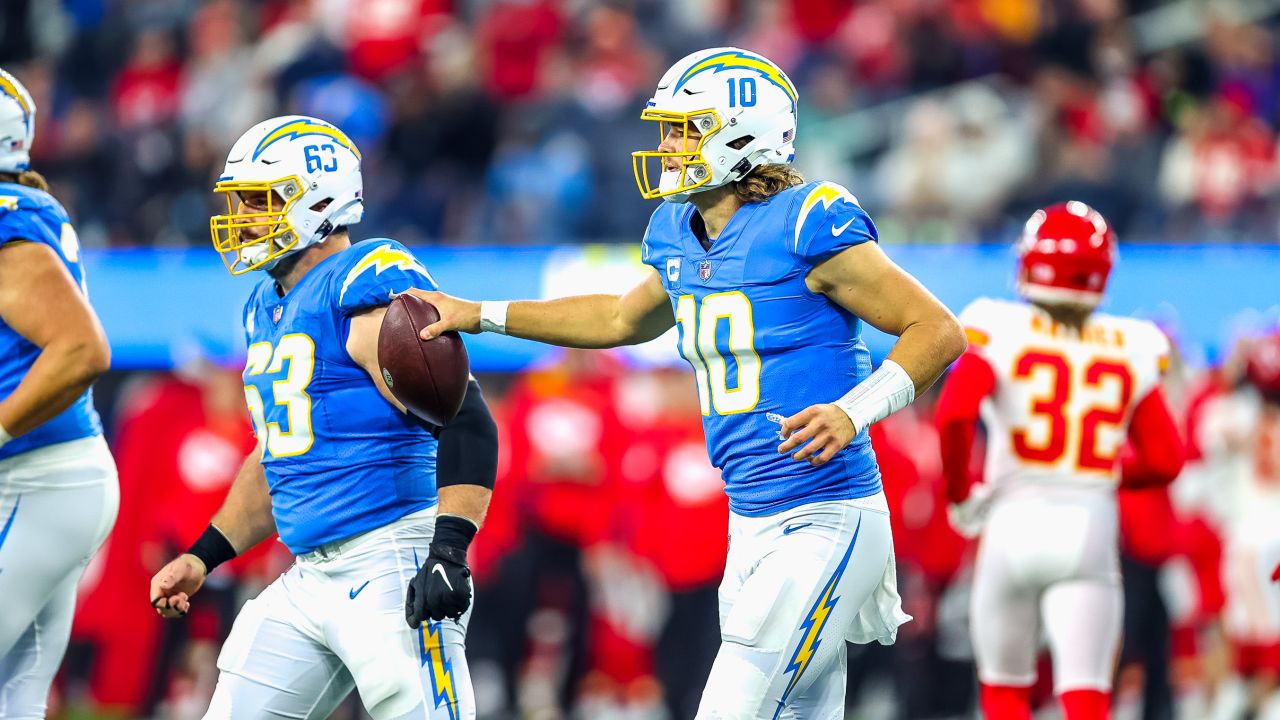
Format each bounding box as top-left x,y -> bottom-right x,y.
150,451 -> 276,618
0,241 -> 110,444
404,267 -> 675,349
779,242 -> 967,465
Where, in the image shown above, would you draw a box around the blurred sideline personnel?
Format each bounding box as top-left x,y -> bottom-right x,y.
407,47 -> 967,719
936,202 -> 1185,720
0,68 -> 118,718
148,115 -> 499,719
1200,332 -> 1280,719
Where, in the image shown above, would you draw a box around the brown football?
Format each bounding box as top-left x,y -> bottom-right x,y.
378,294 -> 470,426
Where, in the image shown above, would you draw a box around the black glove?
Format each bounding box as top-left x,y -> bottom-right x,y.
405,516 -> 476,626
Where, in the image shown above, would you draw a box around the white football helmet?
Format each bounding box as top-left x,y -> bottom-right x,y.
0,68 -> 36,174
632,47 -> 798,203
210,115 -> 364,275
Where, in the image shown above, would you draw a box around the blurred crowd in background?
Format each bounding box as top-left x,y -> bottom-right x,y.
6,0 -> 1280,246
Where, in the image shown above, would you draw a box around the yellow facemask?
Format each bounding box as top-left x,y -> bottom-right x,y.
631,108 -> 721,200
209,177 -> 305,275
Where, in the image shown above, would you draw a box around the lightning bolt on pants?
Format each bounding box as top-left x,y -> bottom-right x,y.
204,506 -> 475,720
696,494 -> 906,720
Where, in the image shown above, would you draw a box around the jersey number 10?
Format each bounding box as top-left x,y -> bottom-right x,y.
675,292 -> 761,416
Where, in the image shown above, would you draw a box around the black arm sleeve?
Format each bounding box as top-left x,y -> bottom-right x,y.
435,379 -> 499,490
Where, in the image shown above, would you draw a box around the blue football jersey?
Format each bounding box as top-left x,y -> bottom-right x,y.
242,239 -> 441,554
0,182 -> 103,461
641,181 -> 883,516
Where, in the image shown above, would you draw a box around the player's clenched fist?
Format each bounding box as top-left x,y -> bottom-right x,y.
405,544 -> 472,625
400,289 -> 481,340
778,403 -> 858,466
150,554 -> 208,619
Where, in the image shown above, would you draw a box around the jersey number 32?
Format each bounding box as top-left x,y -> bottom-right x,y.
1012,350 -> 1133,471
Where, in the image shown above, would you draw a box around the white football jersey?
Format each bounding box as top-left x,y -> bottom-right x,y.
961,298 -> 1169,493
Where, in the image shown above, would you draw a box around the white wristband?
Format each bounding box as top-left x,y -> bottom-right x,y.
479,301 -> 509,335
833,359 -> 916,435
0,422 -> 10,449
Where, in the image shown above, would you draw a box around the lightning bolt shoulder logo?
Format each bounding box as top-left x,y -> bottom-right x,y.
773,515 -> 862,719
339,244 -> 436,305
794,182 -> 861,254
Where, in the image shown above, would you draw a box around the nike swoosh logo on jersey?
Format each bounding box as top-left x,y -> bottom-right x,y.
348,580 -> 370,599
782,522 -> 812,535
831,218 -> 856,237
432,564 -> 454,591
0,495 -> 21,554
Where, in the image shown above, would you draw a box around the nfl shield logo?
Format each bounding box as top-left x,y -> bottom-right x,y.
272,305 -> 283,323
699,260 -> 712,281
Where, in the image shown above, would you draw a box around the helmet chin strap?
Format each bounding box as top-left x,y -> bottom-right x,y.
266,245 -> 309,280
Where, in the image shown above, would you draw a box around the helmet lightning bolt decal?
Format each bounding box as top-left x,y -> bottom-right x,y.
773,515 -> 861,719
252,118 -> 361,161
674,50 -> 798,112
0,71 -> 33,132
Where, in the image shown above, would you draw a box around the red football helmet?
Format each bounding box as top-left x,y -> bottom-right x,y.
1016,201 -> 1117,308
1245,332 -> 1280,401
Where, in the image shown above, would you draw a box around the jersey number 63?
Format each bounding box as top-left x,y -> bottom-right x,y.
244,334 -> 316,458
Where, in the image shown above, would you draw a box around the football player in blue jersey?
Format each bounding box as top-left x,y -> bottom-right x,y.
0,68 -> 119,717
148,115 -> 499,720
406,48 -> 967,718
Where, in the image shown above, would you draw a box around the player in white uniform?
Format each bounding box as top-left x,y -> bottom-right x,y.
1197,333 -> 1280,719
0,68 -> 118,719
936,202 -> 1185,720
148,116 -> 499,719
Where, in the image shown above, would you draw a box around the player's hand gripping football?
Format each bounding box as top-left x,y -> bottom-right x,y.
778,403 -> 858,466
400,289 -> 481,340
406,544 -> 472,625
149,553 -> 208,619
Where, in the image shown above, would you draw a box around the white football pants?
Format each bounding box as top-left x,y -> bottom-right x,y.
697,493 -> 909,720
970,485 -> 1123,693
205,506 -> 475,720
0,436 -> 119,719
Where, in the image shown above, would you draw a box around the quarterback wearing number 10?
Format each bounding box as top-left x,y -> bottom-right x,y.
410,47 -> 967,719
